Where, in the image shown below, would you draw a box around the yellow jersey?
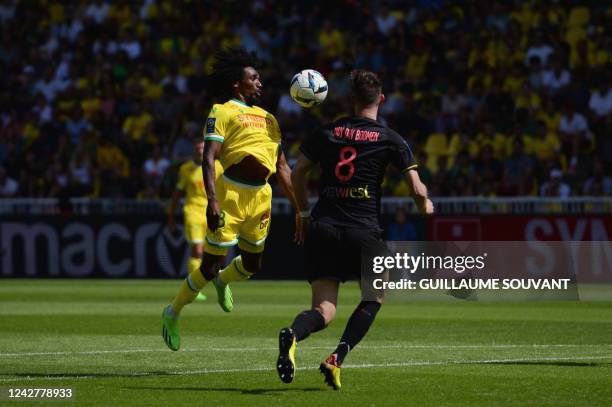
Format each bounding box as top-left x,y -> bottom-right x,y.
177,160 -> 224,209
203,99 -> 281,179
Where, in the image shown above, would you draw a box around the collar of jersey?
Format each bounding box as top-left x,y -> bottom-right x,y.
229,98 -> 252,108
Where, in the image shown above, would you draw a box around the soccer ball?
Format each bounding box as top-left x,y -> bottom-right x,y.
290,69 -> 328,108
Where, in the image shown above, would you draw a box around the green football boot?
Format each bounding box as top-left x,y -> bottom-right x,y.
162,305 -> 180,351
212,279 -> 234,312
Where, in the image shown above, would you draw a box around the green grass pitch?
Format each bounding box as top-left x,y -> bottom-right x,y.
0,280 -> 611,406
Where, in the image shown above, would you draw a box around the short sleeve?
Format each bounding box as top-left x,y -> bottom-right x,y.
270,114 -> 282,145
299,128 -> 323,163
203,105 -> 227,143
390,133 -> 418,172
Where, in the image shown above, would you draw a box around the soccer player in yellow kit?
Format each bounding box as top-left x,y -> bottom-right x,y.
162,48 -> 298,351
167,137 -> 224,302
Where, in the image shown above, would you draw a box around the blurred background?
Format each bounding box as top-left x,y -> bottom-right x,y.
0,0 -> 610,278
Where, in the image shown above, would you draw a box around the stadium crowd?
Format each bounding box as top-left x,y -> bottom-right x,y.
0,0 -> 611,200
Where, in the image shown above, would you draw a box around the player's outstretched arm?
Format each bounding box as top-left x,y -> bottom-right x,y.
203,140 -> 222,230
276,150 -> 299,213
404,169 -> 434,214
291,152 -> 316,245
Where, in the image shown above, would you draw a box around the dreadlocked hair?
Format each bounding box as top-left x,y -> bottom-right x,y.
209,48 -> 260,99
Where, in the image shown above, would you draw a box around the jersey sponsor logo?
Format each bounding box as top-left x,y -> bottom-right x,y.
236,114 -> 274,129
259,211 -> 271,230
321,185 -> 371,199
333,126 -> 380,142
206,118 -> 216,134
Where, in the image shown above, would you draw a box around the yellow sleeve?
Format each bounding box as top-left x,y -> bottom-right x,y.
203,104 -> 228,143
271,114 -> 282,144
176,164 -> 187,190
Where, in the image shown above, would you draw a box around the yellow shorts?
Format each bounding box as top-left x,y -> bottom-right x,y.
183,205 -> 206,245
204,174 -> 272,255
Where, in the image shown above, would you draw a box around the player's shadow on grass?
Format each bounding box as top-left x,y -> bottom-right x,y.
125,386 -> 324,395
3,373 -> 326,393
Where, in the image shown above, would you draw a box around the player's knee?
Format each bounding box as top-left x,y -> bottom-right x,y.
241,253 -> 263,275
200,255 -> 224,280
314,303 -> 336,326
190,245 -> 203,258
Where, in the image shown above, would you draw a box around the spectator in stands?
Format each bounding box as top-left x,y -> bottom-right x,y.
448,151 -> 474,183
541,59 -> 571,94
46,159 -> 70,198
431,155 -> 450,196
527,56 -> 545,89
69,146 -> 93,197
153,84 -> 186,142
375,6 -> 398,36
19,151 -> 46,197
0,165 -> 19,197
537,98 -> 561,133
540,169 -> 571,198
122,101 -> 154,157
0,0 -> 609,200
441,85 -> 466,130
65,106 -> 92,146
525,32 -> 554,66
588,79 -> 612,119
473,145 -> 502,195
32,93 -> 53,124
85,0 -> 110,25
387,207 -> 416,241
96,136 -> 130,196
558,102 -> 591,158
33,67 -> 67,102
583,158 -> 612,197
118,28 -> 142,60
143,144 -> 170,188
171,122 -> 199,163
502,138 -> 534,195
161,65 -> 188,94
532,120 -> 561,161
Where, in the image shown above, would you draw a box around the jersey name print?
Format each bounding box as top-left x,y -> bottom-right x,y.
300,116 -> 417,229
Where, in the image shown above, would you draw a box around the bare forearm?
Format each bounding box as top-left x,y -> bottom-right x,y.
405,169 -> 432,214
277,162 -> 299,211
412,186 -> 428,213
291,170 -> 310,212
203,158 -> 217,201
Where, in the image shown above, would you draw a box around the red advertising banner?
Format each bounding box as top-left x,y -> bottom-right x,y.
429,216 -> 612,241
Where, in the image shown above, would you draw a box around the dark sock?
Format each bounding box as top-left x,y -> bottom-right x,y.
291,309 -> 326,341
334,301 -> 381,364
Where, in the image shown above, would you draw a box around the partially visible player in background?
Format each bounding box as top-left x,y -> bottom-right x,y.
167,137 -> 223,302
276,70 -> 434,389
162,48 -> 299,351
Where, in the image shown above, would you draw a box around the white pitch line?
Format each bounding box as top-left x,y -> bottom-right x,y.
0,355 -> 609,383
0,343 -> 610,358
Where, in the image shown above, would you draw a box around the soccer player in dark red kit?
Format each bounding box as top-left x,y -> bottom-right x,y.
277,70 -> 434,389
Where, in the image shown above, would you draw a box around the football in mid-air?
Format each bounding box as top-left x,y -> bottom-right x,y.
290,69 -> 328,108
